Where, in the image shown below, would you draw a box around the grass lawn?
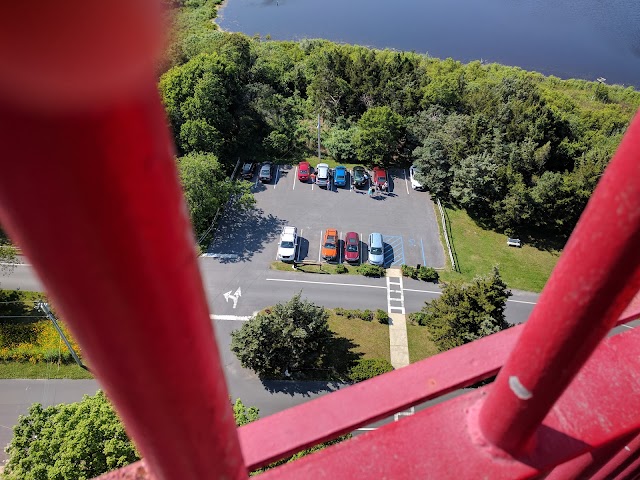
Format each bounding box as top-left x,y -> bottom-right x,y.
406,324 -> 439,363
0,362 -> 93,379
327,311 -> 390,363
438,207 -> 561,292
300,155 -> 360,171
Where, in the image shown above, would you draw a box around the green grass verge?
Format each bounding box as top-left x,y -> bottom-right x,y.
438,207 -> 560,292
271,261 -> 362,275
327,311 -> 391,363
0,362 -> 93,379
300,155 -> 360,171
406,324 -> 439,363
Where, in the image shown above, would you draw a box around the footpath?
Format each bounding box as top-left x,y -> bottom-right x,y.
386,268 -> 410,368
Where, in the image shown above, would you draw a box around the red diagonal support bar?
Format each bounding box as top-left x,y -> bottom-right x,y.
253,327 -> 640,479
0,3 -> 245,480
479,111 -> 640,453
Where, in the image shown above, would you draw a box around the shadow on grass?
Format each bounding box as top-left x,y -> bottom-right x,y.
0,290 -> 44,347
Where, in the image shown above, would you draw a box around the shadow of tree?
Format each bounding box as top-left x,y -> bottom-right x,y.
207,207 -> 286,263
260,379 -> 345,397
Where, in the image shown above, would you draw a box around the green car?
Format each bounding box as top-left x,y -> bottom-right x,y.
352,166 -> 368,188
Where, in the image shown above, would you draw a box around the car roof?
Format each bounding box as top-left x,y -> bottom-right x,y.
345,231 -> 358,238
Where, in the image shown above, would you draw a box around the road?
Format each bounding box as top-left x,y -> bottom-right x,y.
0,259 -> 538,463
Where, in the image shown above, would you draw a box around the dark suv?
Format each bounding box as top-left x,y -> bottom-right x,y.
241,162 -> 256,179
352,166 -> 368,188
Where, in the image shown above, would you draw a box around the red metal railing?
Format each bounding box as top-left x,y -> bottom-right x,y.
1,2 -> 639,479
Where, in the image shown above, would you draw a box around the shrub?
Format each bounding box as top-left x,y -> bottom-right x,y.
401,264 -> 417,279
358,309 -> 374,322
334,307 -> 347,316
417,266 -> 439,282
358,264 -> 385,277
375,309 -> 390,324
335,264 -> 348,274
348,358 -> 394,382
407,312 -> 428,325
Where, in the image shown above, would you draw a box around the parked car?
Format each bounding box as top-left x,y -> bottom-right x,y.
368,232 -> 384,266
298,161 -> 311,182
372,167 -> 387,188
277,226 -> 298,262
334,165 -> 347,187
352,166 -> 368,188
321,228 -> 339,261
259,163 -> 273,183
344,232 -> 360,263
409,164 -> 425,191
316,163 -> 330,188
241,162 -> 256,180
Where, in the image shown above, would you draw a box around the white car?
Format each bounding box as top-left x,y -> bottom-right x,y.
315,163 -> 330,188
277,226 -> 298,262
410,164 -> 426,191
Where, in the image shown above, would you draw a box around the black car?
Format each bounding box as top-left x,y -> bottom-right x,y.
241,162 -> 256,179
259,163 -> 273,183
352,166 -> 368,188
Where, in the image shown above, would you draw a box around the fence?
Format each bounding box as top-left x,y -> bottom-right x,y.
436,198 -> 457,272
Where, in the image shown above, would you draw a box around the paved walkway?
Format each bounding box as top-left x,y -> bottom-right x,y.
386,268 -> 410,369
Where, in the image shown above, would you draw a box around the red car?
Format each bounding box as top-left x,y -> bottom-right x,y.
344,232 -> 360,263
298,161 -> 311,182
373,167 -> 387,188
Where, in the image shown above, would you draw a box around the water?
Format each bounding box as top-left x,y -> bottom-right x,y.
218,0 -> 640,88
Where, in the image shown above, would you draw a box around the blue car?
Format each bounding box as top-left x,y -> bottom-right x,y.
333,165 -> 347,188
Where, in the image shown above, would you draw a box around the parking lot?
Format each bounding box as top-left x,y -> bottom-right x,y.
207,163 -> 445,269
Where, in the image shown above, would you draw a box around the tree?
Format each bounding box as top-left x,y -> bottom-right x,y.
324,124 -> 359,163
417,268 -> 511,352
230,293 -> 332,377
3,392 -> 139,480
3,392 -> 260,480
177,152 -> 254,243
355,106 -> 405,166
450,153 -> 503,219
0,228 -> 18,276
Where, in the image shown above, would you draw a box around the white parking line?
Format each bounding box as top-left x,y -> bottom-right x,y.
210,314 -> 252,321
293,166 -> 298,190
274,166 -> 280,189
254,176 -> 259,188
0,262 -> 31,267
403,287 -> 538,305
318,230 -> 323,262
404,169 -> 410,195
621,324 -> 634,329
266,278 -> 386,289
339,231 -> 343,264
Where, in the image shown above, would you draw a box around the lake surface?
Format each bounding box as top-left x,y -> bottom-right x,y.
218,0 -> 640,88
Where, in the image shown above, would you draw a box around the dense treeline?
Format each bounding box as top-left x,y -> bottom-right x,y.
161,0 -> 640,241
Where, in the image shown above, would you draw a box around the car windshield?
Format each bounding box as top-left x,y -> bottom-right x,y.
281,241 -> 294,248
324,242 -> 335,249
370,247 -> 383,255
300,169 -> 308,175
261,167 -> 269,174
378,176 -> 386,183
347,245 -> 358,252
243,164 -> 252,171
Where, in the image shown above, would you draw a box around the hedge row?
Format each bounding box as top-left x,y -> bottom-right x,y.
401,264 -> 439,282
334,308 -> 389,324
348,358 -> 394,382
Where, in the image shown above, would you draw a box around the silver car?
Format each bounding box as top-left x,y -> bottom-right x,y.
368,232 -> 384,266
315,163 -> 330,188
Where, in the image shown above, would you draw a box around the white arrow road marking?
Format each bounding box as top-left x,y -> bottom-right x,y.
223,287 -> 242,309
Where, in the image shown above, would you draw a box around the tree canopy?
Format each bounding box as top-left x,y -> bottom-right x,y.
160,0 -> 640,242
416,268 -> 512,352
230,293 -> 333,377
3,392 -> 259,480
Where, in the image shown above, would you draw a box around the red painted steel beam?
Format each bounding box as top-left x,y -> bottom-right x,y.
0,3 -> 245,480
588,433 -> 640,480
478,111 -> 640,453
94,303 -> 640,478
546,431 -> 639,479
238,307 -> 639,471
613,454 -> 640,480
252,327 -> 640,479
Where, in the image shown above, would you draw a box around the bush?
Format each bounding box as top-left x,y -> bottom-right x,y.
358,264 -> 385,277
417,266 -> 439,282
407,312 -> 428,325
334,307 -> 347,316
401,264 -> 417,279
358,309 -> 374,321
348,358 -> 394,382
335,264 -> 348,274
375,309 -> 390,324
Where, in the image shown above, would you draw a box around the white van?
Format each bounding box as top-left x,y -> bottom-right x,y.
368,232 -> 384,266
315,163 -> 330,188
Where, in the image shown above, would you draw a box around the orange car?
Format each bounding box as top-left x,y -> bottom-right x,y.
321,228 -> 339,262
